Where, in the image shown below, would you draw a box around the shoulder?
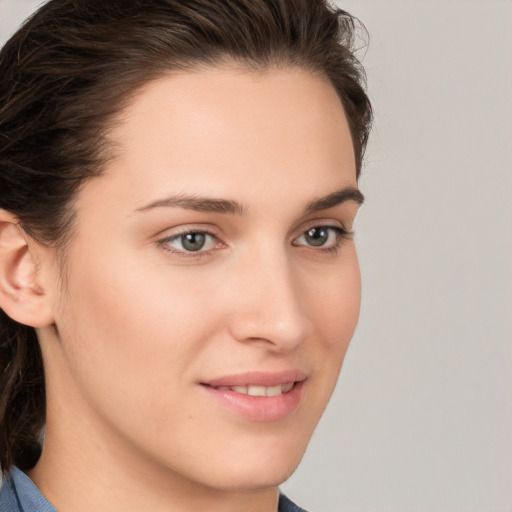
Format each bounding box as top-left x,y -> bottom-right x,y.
0,471 -> 21,512
279,492 -> 311,512
0,467 -> 56,512
1,473 -> 310,512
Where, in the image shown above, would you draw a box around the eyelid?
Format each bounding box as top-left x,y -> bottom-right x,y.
292,225 -> 352,249
156,226 -> 224,258
152,221 -> 221,239
301,217 -> 348,231
294,216 -> 353,239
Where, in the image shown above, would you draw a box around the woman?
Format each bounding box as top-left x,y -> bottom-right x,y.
0,0 -> 372,510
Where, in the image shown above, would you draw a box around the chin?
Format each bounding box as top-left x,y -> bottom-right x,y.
194,439 -> 308,492
207,464 -> 300,492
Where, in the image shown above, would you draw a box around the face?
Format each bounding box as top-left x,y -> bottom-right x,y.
39,67 -> 362,492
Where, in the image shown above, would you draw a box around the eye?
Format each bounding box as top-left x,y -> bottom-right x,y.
159,230 -> 219,255
293,226 -> 349,250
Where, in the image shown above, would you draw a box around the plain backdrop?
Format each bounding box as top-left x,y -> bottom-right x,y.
1,1 -> 511,511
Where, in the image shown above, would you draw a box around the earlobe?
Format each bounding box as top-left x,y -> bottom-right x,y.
0,210 -> 54,328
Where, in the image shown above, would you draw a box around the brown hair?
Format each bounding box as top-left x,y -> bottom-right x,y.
0,0 -> 372,474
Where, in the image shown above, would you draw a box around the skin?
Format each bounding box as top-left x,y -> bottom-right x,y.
1,66 -> 362,512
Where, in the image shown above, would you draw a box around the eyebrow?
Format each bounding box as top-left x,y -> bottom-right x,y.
135,186 -> 364,215
304,187 -> 364,214
136,194 -> 245,215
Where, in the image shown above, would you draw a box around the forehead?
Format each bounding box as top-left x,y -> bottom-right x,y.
81,67 -> 356,214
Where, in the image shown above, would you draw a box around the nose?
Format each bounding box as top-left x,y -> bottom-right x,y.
226,247 -> 312,352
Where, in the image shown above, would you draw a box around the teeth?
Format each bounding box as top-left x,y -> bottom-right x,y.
281,382 -> 294,393
248,385 -> 267,396
266,385 -> 283,396
217,383 -> 295,396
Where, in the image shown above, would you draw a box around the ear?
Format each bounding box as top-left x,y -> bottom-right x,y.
0,210 -> 55,328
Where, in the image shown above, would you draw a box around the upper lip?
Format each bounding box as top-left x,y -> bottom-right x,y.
202,370 -> 307,388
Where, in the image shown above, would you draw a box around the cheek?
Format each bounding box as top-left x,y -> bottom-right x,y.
329,264 -> 361,345
306,249 -> 361,344
55,249 -> 214,412
300,249 -> 361,394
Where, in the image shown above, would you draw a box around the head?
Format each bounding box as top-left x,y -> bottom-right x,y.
0,0 -> 372,493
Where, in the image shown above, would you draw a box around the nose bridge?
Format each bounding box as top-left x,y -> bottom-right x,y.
228,242 -> 310,350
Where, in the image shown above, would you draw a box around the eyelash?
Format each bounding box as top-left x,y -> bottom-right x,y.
293,226 -> 352,254
157,230 -> 220,259
157,225 -> 353,259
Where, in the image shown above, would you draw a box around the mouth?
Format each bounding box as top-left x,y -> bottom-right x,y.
200,371 -> 307,421
211,382 -> 295,396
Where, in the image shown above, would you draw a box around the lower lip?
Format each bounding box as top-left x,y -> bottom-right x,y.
200,380 -> 305,421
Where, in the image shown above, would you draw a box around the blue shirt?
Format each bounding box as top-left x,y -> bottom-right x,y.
0,467 -> 308,512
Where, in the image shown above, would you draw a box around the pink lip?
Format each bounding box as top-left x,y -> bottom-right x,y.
200,370 -> 307,422
203,369 -> 307,388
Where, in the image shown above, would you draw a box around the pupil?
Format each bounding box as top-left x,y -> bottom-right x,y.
306,227 -> 328,246
182,233 -> 206,251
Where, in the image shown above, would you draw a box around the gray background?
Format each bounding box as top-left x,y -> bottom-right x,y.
1,1 -> 511,511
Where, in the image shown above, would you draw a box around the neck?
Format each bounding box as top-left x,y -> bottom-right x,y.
28,426 -> 279,512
